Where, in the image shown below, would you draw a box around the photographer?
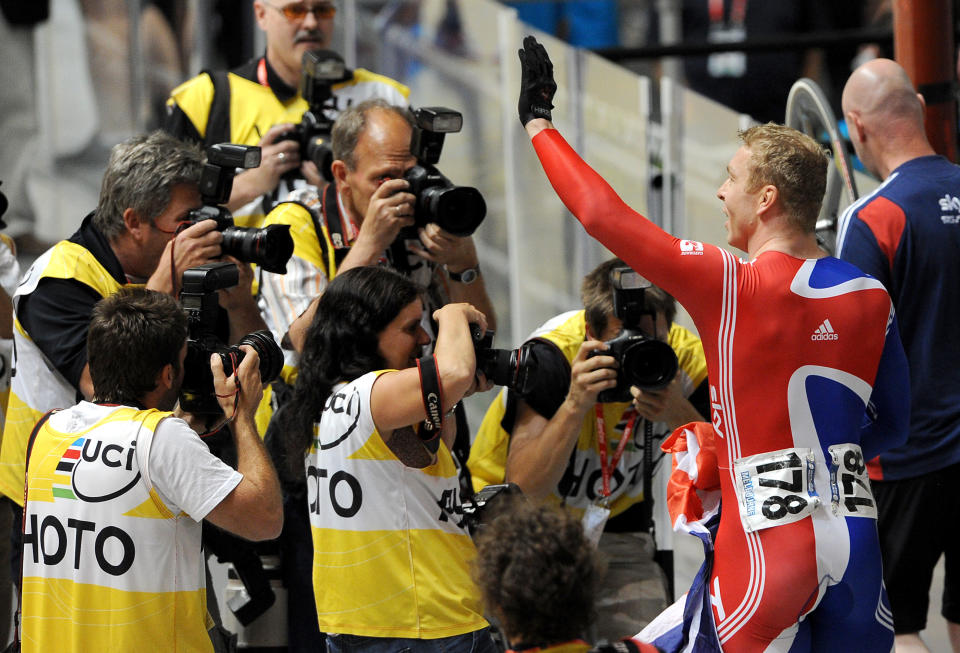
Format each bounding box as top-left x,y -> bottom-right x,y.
278,265 -> 495,653
164,1 -> 409,226
258,98 -> 495,353
474,501 -> 662,653
19,288 -> 282,652
468,257 -> 708,640
257,99 -> 493,650
0,131 -> 266,572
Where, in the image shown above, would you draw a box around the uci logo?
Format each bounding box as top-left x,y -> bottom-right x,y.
71,439 -> 141,503
318,387 -> 362,450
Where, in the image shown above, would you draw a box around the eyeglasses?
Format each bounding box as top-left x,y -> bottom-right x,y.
266,1 -> 336,22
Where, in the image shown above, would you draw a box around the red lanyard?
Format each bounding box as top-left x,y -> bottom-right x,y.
257,57 -> 269,87
708,0 -> 746,27
334,186 -> 361,242
594,404 -> 638,498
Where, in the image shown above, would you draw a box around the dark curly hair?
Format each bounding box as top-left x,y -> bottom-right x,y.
473,501 -> 602,645
280,266 -> 422,474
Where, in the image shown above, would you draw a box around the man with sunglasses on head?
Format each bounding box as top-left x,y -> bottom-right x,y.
163,0 -> 410,229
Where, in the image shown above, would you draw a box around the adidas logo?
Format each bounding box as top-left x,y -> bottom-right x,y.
811,319 -> 839,341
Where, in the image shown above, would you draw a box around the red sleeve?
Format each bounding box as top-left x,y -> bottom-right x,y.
531,128 -> 725,322
857,196 -> 905,272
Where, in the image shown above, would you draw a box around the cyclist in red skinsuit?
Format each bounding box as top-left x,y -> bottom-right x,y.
516,37 -> 909,652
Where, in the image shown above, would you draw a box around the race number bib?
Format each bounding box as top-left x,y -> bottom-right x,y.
733,448 -> 820,533
828,443 -> 877,519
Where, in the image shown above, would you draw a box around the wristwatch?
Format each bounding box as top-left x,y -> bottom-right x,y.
448,265 -> 481,284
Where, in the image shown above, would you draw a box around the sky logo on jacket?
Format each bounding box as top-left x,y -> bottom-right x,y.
940,194 -> 960,224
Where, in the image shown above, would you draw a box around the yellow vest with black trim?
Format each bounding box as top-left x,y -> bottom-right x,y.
467,311 -> 708,519
307,371 -> 487,638
166,68 -> 410,228
22,405 -> 210,652
0,241 -> 133,506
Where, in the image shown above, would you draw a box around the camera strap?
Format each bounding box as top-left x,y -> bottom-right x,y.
416,355 -> 444,440
313,184 -> 357,280
203,69 -> 231,147
594,405 -> 638,498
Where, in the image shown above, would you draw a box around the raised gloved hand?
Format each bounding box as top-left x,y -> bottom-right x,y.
517,35 -> 557,126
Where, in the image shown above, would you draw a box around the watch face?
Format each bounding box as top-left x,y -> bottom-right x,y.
460,268 -> 478,284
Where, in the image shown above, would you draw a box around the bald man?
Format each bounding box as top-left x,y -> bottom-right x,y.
837,58 -> 960,653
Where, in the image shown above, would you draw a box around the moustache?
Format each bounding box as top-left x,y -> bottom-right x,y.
295,31 -> 325,43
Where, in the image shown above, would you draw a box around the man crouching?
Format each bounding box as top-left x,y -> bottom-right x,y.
19,288 -> 282,652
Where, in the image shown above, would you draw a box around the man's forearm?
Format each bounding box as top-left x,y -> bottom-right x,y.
665,398 -> 708,431
232,414 -> 283,538
286,297 -> 319,353
227,303 -> 270,344
336,238 -> 385,274
506,401 -> 585,501
226,171 -> 266,213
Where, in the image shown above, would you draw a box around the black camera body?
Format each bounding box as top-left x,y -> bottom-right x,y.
591,268 -> 679,403
403,107 -> 486,237
184,143 -> 294,274
470,324 -> 538,395
278,49 -> 346,182
179,261 -> 284,415
461,482 -> 523,535
389,107 -> 487,274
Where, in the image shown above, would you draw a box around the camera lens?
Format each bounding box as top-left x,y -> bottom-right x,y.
423,186 -> 486,237
220,224 -> 294,274
476,345 -> 538,395
227,330 -> 284,385
621,339 -> 678,390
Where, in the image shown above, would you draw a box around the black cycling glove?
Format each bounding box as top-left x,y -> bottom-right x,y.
517,35 -> 557,126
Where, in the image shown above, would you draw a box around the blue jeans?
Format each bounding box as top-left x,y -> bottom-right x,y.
326,627 -> 497,653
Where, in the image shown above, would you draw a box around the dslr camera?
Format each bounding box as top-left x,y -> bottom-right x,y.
461,482 -> 523,535
184,143 -> 294,274
470,325 -> 538,395
278,49 -> 346,182
389,107 -> 487,274
179,261 -> 284,415
404,107 -> 486,237
590,267 -> 679,403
